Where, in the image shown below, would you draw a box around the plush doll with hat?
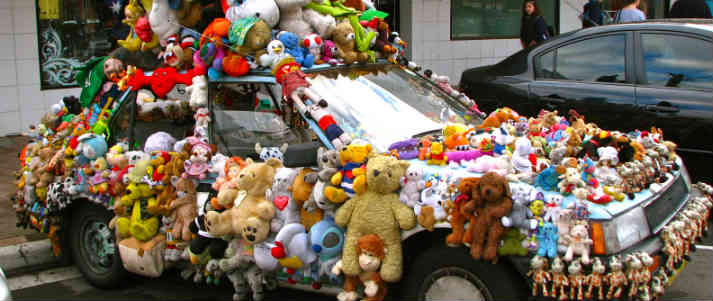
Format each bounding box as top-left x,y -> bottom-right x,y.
182,138 -> 216,181
229,17 -> 273,59
335,154 -> 415,283
74,57 -> 126,108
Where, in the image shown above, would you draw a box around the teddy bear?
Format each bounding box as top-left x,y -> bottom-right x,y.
445,177 -> 479,246
321,40 -> 342,65
462,172 -> 513,262
165,176 -> 198,242
398,165 -> 426,208
116,177 -> 160,241
332,19 -> 369,65
148,0 -> 181,43
333,234 -> 388,301
275,0 -> 337,40
415,179 -> 448,232
225,0 -> 280,28
501,184 -> 537,231
267,167 -> 302,232
293,168 -> 323,231
205,158 -> 283,244
325,143 -> 371,203
186,75 -> 208,109
88,157 -> 111,195
228,17 -> 272,60
563,220 -> 592,265
476,107 -> 520,130
557,167 -> 586,195
75,133 -> 109,166
335,154 -> 415,283
426,142 -> 448,166
278,31 -> 315,68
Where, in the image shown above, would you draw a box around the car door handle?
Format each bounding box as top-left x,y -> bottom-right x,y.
645,104 -> 679,113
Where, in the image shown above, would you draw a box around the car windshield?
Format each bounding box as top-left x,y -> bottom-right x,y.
306,64 -> 469,151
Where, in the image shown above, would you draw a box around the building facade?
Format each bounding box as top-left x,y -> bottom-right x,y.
0,0 -> 676,136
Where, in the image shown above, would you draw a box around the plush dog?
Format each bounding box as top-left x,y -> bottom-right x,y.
462,172 -> 513,262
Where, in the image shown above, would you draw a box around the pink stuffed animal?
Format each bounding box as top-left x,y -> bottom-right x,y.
463,155 -> 511,176
321,40 -> 342,65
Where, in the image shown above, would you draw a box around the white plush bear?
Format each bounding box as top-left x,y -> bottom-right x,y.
275,0 -> 337,40
225,0 -> 280,28
148,0 -> 181,42
186,75 -> 208,109
399,165 -> 426,208
266,168 -> 301,233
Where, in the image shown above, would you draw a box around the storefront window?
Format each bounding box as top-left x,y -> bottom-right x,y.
451,0 -> 558,40
36,0 -> 128,90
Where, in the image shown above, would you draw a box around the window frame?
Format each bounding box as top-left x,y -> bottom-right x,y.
450,0 -> 560,41
531,31 -> 635,86
633,30 -> 713,92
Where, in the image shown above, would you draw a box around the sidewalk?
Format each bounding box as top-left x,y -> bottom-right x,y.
0,135 -> 47,247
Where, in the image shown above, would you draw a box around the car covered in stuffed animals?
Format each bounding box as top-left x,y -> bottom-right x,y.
11,1 -> 713,301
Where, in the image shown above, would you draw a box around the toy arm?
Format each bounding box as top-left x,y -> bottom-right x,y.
330,171 -> 343,186
334,199 -> 355,227
391,196 -> 417,230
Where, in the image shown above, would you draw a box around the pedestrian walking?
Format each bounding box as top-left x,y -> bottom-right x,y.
668,0 -> 713,18
520,0 -> 549,48
613,0 -> 646,23
582,0 -> 607,28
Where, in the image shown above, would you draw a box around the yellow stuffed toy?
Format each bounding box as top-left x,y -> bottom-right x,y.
325,143 -> 372,203
335,154 -> 416,283
426,142 -> 448,166
116,160 -> 159,242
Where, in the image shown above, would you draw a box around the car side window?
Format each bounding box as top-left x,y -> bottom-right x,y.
535,34 -> 627,83
212,83 -> 314,159
132,85 -> 195,150
640,33 -> 712,91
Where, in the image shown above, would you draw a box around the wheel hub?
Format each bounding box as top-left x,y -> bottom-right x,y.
82,221 -> 116,272
424,267 -> 487,301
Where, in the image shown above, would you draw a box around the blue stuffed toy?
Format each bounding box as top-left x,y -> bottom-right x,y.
536,222 -> 558,259
278,31 -> 314,68
308,216 -> 345,284
76,133 -> 108,166
535,165 -> 560,191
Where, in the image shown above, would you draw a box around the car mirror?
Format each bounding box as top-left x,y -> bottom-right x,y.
283,142 -> 322,168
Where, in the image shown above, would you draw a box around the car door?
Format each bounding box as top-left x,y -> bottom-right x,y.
633,31 -> 713,153
529,32 -> 639,132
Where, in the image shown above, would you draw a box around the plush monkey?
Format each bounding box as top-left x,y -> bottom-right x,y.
333,234 -> 388,301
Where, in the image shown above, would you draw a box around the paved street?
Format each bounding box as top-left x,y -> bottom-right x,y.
9,243 -> 713,300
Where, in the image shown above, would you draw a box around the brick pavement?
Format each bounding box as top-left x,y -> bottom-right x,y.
0,135 -> 46,247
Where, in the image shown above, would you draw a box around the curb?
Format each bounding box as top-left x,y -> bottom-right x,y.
0,239 -> 58,274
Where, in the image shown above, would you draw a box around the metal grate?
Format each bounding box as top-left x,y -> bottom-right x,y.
644,176 -> 689,233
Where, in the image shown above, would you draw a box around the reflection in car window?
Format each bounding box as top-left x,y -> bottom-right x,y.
641,34 -> 712,90
212,83 -> 313,158
535,34 -> 626,83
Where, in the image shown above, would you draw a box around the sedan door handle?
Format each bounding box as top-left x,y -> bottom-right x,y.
645,104 -> 679,113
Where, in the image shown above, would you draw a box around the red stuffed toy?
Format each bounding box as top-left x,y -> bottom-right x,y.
127,66 -> 205,99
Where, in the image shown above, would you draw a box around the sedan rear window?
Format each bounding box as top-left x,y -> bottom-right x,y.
535,34 -> 627,83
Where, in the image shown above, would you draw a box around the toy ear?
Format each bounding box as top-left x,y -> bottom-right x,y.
245,157 -> 254,165
396,160 -> 410,171
503,180 -> 512,199
255,143 -> 263,154
170,175 -> 180,187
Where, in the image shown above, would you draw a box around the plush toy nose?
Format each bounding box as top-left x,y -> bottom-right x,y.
312,244 -> 322,253
373,170 -> 380,177
484,188 -> 491,196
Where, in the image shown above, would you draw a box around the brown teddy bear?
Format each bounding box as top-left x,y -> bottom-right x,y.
462,172 -> 513,262
335,154 -> 415,283
476,107 -> 520,130
234,19 -> 272,58
204,158 -> 282,244
291,168 -> 323,231
167,176 -> 198,242
445,177 -> 479,246
333,19 -> 369,65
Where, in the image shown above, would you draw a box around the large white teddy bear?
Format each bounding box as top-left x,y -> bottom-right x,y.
149,0 -> 181,43
225,0 -> 281,28
275,0 -> 337,40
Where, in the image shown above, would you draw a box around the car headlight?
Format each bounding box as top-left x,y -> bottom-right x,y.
596,207 -> 651,254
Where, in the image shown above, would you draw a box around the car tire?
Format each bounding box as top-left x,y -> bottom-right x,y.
70,202 -> 126,289
400,245 -> 526,301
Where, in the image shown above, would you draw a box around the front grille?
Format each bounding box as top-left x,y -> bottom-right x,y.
644,176 -> 689,233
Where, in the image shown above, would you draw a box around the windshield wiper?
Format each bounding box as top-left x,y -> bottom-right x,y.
412,128 -> 443,138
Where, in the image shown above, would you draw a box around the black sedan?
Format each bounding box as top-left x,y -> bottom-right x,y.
460,19 -> 712,182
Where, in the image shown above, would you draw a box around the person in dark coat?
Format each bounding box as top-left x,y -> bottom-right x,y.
520,0 -> 549,48
583,0 -> 605,27
668,0 -> 713,18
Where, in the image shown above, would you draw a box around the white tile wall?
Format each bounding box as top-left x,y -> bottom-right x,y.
0,111 -> 21,134
0,34 -> 14,60
0,9 -> 13,34
0,1 -> 80,137
0,86 -> 18,113
14,33 -> 38,60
